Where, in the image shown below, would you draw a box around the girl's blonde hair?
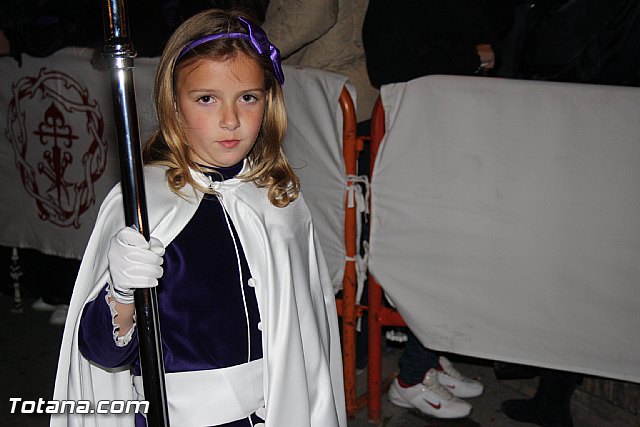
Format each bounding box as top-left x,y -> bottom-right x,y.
143,9 -> 299,207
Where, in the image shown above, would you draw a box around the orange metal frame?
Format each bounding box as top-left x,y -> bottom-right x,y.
336,87 -> 368,418
366,97 -> 407,423
337,91 -> 408,422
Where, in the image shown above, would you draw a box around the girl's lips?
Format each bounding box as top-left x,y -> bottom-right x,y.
218,139 -> 240,149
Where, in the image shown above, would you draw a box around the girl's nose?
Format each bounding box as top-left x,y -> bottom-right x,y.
220,105 -> 240,131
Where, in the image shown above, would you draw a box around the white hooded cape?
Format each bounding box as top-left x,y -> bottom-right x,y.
51,165 -> 347,427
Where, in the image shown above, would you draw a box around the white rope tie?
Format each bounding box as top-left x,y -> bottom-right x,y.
346,174 -> 370,215
344,175 -> 371,331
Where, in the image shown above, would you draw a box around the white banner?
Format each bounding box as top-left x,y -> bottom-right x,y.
0,48 -> 156,259
369,75 -> 640,382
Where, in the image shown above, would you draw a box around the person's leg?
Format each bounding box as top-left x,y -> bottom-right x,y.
20,249 -> 56,304
355,118 -> 371,371
397,329 -> 439,385
0,245 -> 12,295
28,253 -> 79,324
502,368 -> 583,427
396,330 -> 484,398
390,329 -> 472,418
36,253 -> 77,305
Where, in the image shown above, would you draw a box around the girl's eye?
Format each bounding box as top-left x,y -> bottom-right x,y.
240,94 -> 259,103
198,95 -> 214,104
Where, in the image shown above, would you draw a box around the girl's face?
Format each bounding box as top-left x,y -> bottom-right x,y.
176,52 -> 266,168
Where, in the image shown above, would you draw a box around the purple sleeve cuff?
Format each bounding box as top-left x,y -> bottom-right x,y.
78,285 -> 139,368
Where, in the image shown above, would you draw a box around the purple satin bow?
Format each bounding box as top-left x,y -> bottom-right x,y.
177,16 -> 285,85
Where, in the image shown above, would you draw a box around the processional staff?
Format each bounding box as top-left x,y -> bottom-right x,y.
101,0 -> 170,425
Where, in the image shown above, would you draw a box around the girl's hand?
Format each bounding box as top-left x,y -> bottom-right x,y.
107,226 -> 165,304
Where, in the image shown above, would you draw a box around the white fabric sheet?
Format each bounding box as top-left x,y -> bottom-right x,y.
369,75 -> 640,383
280,66 -> 356,291
0,49 -> 352,290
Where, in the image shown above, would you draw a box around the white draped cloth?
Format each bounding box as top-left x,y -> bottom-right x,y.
369,75 -> 640,383
280,66 -> 359,291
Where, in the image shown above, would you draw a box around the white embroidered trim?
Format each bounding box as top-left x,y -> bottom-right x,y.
105,285 -> 136,347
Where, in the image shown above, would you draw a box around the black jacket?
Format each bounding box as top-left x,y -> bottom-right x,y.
362,0 -> 513,86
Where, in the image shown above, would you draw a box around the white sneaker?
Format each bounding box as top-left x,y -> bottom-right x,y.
49,305 -> 69,326
32,298 -> 58,312
388,369 -> 472,419
436,356 -> 484,398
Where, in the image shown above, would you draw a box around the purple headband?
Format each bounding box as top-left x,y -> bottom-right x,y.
177,16 -> 285,85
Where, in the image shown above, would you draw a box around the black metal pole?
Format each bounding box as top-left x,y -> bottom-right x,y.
101,1 -> 170,425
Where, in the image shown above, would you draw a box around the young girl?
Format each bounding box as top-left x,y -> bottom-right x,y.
52,9 -> 346,427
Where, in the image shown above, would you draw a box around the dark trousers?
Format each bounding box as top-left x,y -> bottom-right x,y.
2,246 -> 78,305
398,330 -> 440,385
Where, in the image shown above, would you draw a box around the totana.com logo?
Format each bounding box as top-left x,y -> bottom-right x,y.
9,398 -> 149,414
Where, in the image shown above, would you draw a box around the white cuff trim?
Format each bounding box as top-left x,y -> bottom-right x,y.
105,286 -> 136,347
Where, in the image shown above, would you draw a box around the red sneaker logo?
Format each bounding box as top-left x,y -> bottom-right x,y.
424,399 -> 441,410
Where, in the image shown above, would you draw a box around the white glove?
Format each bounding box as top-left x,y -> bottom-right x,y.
107,226 -> 165,304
